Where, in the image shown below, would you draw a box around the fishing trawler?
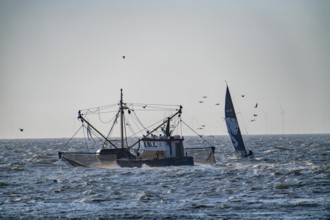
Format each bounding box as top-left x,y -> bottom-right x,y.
59,89 -> 215,168
224,85 -> 253,157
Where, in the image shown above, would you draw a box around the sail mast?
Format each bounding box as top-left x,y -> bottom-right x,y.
120,89 -> 124,149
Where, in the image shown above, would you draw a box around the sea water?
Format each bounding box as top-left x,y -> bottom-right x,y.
0,135 -> 329,219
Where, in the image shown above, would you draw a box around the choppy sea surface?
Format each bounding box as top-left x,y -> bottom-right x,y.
0,134 -> 329,219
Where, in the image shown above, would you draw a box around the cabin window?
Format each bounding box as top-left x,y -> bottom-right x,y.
144,141 -> 156,148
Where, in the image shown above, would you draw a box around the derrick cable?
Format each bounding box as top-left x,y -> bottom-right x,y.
181,120 -> 214,147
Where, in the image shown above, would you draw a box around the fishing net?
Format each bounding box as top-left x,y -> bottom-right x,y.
59,151 -> 119,168
184,146 -> 215,164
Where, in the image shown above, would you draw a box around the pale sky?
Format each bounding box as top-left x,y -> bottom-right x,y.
1,0 -> 329,138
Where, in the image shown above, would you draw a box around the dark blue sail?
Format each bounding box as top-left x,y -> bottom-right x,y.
225,86 -> 252,157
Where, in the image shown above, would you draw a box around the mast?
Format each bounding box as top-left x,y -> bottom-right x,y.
120,89 -> 124,148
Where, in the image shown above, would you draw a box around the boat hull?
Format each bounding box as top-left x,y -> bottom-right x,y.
59,151 -> 194,168
116,157 -> 194,168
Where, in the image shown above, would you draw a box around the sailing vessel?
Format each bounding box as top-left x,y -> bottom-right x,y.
224,85 -> 253,157
59,89 -> 215,168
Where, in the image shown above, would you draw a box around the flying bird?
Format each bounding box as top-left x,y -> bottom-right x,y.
253,114 -> 258,117
254,103 -> 258,108
198,101 -> 204,103
142,105 -> 147,108
19,128 -> 24,132
202,96 -> 207,99
122,56 -> 125,59
241,95 -> 245,97
215,103 -> 220,106
250,119 -> 256,122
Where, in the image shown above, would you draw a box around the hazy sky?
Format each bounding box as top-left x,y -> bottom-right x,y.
1,0 -> 329,138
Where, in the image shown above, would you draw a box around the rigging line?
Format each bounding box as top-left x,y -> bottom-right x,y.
131,102 -> 180,107
79,103 -> 118,112
61,125 -> 84,150
106,109 -> 120,139
125,116 -> 139,139
83,124 -> 97,150
123,114 -> 129,148
85,122 -> 107,150
133,109 -> 177,112
131,108 -> 147,130
127,104 -> 149,135
127,139 -> 141,150
127,111 -> 144,136
171,119 -> 181,135
85,108 -> 98,114
82,125 -> 90,152
140,105 -> 178,110
128,118 -> 165,138
89,123 -> 105,143
181,120 -> 214,147
98,108 -> 118,124
79,112 -> 118,149
84,109 -> 119,115
180,117 -> 183,137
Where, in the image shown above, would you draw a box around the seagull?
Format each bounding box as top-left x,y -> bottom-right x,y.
254,103 -> 258,108
19,128 -> 24,132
